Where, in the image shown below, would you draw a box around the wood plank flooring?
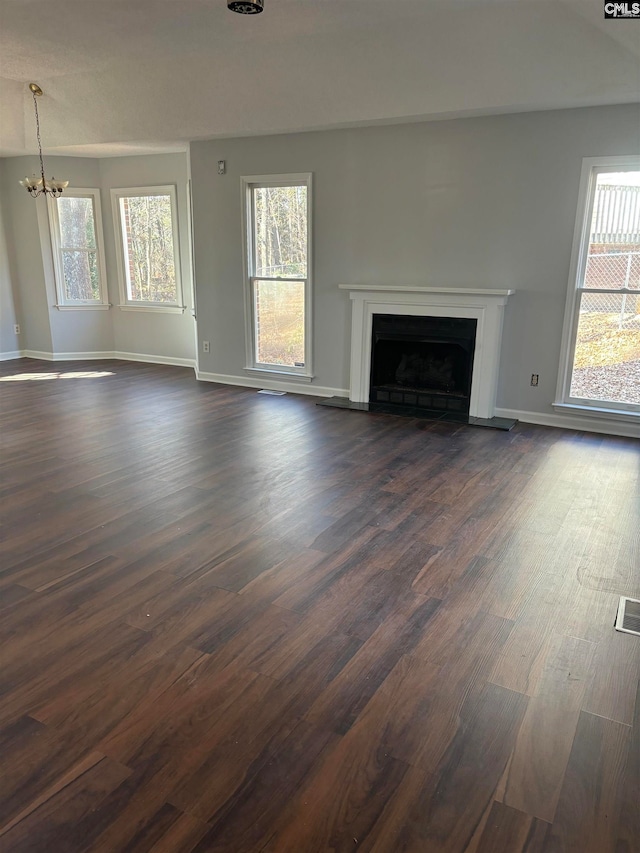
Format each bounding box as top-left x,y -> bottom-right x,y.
0,358 -> 638,853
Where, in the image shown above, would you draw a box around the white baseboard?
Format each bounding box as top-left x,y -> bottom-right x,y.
22,350 -> 55,360
495,407 -> 639,439
17,350 -> 196,369
196,369 -> 348,399
115,352 -> 196,369
35,351 -> 115,361
0,350 -> 24,361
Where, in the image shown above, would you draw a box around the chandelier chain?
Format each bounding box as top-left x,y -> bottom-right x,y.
32,89 -> 46,183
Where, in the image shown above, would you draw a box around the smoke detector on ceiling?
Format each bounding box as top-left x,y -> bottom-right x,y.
228,0 -> 264,13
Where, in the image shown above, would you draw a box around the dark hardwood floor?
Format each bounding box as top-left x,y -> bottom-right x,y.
0,357 -> 638,853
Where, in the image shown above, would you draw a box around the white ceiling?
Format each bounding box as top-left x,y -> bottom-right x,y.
1,0 -> 639,158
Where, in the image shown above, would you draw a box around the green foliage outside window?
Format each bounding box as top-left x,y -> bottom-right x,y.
121,195 -> 177,303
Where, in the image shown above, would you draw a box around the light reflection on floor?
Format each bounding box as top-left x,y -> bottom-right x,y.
0,370 -> 115,381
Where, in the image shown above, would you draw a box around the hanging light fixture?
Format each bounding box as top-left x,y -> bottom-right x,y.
228,0 -> 264,14
19,83 -> 68,198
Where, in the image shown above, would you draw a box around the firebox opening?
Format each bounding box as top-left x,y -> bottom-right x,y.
369,314 -> 477,415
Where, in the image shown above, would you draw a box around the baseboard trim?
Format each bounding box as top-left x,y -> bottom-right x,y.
115,352 -> 196,369
18,350 -> 196,369
43,351 -> 116,361
196,369 -> 349,399
0,350 -> 24,361
495,407 -> 639,439
23,350 -> 55,360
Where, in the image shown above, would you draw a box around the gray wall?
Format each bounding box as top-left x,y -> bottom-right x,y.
1,157 -> 53,354
0,167 -> 22,356
190,103 -> 640,414
0,152 -> 195,362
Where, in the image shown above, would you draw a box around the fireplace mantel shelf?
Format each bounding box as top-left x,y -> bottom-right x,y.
339,285 -> 514,297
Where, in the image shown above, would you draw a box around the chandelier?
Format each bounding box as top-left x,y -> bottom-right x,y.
228,0 -> 264,13
19,84 -> 68,198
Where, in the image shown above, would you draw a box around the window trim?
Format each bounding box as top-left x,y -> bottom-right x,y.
111,184 -> 185,312
47,188 -> 109,309
555,155 -> 640,417
240,173 -> 313,379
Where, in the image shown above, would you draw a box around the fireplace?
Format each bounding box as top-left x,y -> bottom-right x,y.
337,285 -> 515,421
370,314 -> 477,415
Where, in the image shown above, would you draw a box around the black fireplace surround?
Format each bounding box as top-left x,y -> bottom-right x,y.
369,313 -> 477,416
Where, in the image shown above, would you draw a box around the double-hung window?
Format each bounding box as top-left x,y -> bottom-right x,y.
47,189 -> 108,308
112,185 -> 184,312
242,174 -> 312,377
557,157 -> 640,414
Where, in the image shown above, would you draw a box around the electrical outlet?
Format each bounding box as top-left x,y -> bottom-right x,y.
14,324 -> 20,335
531,374 -> 539,387
202,341 -> 210,353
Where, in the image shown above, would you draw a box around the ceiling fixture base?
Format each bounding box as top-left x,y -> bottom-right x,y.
228,0 -> 264,13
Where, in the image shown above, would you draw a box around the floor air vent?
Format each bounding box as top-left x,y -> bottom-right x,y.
615,597 -> 640,637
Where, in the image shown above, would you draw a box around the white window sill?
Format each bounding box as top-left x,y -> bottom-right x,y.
244,367 -> 314,383
55,303 -> 111,311
117,304 -> 187,315
553,402 -> 639,423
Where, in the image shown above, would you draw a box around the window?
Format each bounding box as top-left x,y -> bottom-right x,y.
47,189 -> 108,308
112,186 -> 184,312
242,174 -> 312,376
557,158 -> 640,414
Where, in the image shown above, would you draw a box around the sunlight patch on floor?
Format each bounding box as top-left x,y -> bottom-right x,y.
0,370 -> 114,381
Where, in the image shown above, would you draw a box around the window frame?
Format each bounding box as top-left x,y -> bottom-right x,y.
47,188 -> 109,310
555,155 -> 640,417
241,173 -> 313,380
111,184 -> 185,314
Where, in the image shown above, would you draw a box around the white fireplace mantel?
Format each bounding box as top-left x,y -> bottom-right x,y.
339,284 -> 514,420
